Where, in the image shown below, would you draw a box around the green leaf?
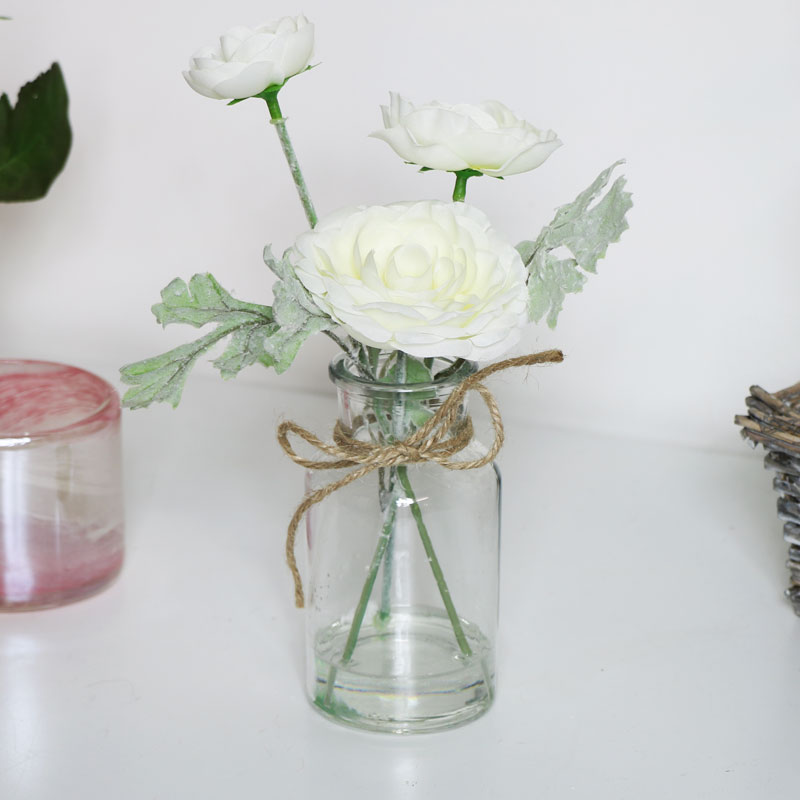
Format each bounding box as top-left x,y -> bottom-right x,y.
212,320 -> 279,377
0,62 -> 71,202
264,244 -> 330,320
119,324 -> 240,410
378,355 -> 435,428
520,160 -> 632,328
527,256 -> 589,326
380,356 -> 433,385
262,245 -> 334,372
152,273 -> 272,328
120,263 -> 332,409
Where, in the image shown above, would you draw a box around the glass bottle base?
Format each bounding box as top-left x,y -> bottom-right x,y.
0,521 -> 124,611
309,606 -> 495,734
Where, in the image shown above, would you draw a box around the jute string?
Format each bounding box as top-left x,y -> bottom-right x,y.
277,350 -> 564,607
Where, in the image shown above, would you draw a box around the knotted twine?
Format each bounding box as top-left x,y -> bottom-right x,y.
278,349 -> 564,608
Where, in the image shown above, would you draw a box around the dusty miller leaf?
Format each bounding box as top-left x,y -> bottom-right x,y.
264,244 -> 329,320
152,273 -> 272,328
120,261 -> 331,409
261,244 -> 334,371
519,160 -> 632,328
119,324 -> 242,410
120,274 -> 275,409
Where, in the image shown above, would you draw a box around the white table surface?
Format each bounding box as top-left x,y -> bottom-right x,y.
1,374 -> 797,799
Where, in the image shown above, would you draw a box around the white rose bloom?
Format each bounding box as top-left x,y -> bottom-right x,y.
183,16 -> 314,100
371,93 -> 561,177
289,201 -> 529,361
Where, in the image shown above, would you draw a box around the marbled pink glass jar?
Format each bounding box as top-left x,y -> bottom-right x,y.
0,361 -> 124,610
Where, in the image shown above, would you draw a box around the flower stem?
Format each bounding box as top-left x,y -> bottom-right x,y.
263,90 -> 318,229
452,173 -> 469,202
323,331 -> 373,379
451,168 -> 483,203
378,467 -> 397,620
323,495 -> 398,705
378,352 -> 407,618
321,350 -> 474,710
396,465 -> 473,657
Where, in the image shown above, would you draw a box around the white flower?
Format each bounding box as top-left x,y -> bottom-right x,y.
183,16 -> 314,100
289,201 -> 529,361
370,93 -> 561,177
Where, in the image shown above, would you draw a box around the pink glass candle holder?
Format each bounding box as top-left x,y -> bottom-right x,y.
0,361 -> 124,610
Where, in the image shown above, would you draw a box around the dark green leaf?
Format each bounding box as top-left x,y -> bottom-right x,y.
0,62 -> 71,202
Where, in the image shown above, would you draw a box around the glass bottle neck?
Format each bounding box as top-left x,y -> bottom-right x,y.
329,354 -> 474,443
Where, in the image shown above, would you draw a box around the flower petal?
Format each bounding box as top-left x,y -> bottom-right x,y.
371,92 -> 560,178
288,201 -> 528,360
369,128 -> 469,171
212,61 -> 283,98
182,70 -> 222,99
185,17 -> 313,100
485,135 -> 563,177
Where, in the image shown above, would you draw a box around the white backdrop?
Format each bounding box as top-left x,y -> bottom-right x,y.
1,0 -> 799,452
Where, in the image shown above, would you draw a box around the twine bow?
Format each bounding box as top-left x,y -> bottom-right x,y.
278,350 -> 564,607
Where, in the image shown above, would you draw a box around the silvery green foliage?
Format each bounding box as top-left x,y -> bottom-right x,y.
261,244 -> 334,365
519,161 -> 632,328
120,261 -> 332,409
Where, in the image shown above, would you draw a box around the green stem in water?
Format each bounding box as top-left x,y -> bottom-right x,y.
378,352 -> 408,619
263,89 -> 318,229
323,497 -> 398,704
378,467 -> 397,621
322,349 -> 474,709
396,465 -> 473,658
451,169 -> 483,203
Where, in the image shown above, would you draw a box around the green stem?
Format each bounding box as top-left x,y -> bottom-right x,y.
366,346 -> 381,377
322,350 -> 475,709
396,465 -> 473,657
378,467 -> 397,620
263,90 -> 318,229
451,168 -> 483,203
379,352 -> 407,618
324,497 -> 398,704
452,172 -> 469,202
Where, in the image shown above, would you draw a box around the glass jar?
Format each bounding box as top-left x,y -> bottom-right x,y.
304,354 -> 500,733
0,360 -> 124,610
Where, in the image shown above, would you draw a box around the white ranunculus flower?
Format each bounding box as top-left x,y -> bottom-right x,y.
370,93 -> 562,177
183,16 -> 314,100
289,201 -> 529,361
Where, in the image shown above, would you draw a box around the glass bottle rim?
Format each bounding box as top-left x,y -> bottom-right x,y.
329,352 -> 476,396
0,359 -> 120,445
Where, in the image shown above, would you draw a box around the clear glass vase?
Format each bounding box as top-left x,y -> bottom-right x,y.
304,354 -> 500,733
